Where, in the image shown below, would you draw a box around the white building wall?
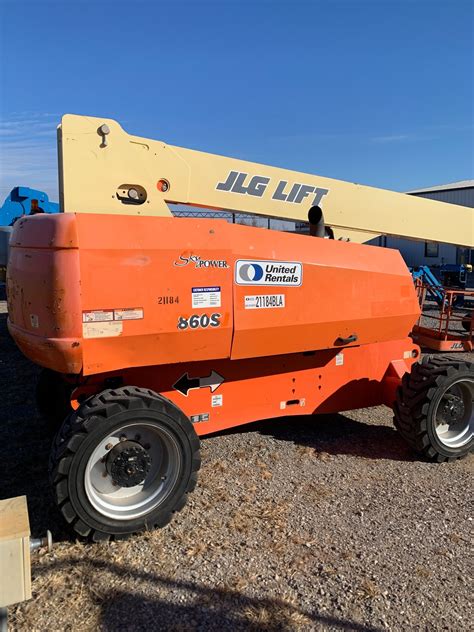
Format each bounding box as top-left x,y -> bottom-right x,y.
381,237 -> 457,267
377,186 -> 474,267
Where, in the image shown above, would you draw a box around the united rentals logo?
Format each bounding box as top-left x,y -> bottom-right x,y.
216,170 -> 329,207
238,263 -> 264,283
235,260 -> 302,286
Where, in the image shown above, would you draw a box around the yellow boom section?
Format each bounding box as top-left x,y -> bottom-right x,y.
58,114 -> 473,247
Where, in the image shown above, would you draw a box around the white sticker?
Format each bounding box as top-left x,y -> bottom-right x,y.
245,294 -> 285,309
30,314 -> 39,328
83,321 -> 123,339
335,352 -> 344,366
114,308 -> 144,321
235,260 -> 302,286
211,394 -> 223,407
83,310 -> 114,323
192,287 -> 221,309
190,413 -> 210,423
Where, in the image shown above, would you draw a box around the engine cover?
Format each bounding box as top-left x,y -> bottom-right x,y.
7,213 -> 419,375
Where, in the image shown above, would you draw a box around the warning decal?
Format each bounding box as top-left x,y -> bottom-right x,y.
83,308 -> 144,323
211,394 -> 223,407
192,287 -> 221,309
83,310 -> 114,323
114,308 -> 144,321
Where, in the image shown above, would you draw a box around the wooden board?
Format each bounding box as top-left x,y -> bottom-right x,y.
0,496 -> 30,541
0,496 -> 31,607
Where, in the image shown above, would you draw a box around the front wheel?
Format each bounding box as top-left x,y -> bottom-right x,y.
49,386 -> 200,541
394,356 -> 473,462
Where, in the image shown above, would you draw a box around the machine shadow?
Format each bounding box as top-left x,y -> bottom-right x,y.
0,310 -> 70,540
32,557 -> 385,632
252,413 -> 416,462
215,378 -> 416,463
98,589 -> 382,632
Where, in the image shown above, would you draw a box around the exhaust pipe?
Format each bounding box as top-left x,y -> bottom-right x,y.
308,205 -> 333,238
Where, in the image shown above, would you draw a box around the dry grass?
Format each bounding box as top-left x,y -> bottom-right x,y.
185,542 -> 208,557
242,595 -> 314,631
304,481 -> 333,499
357,579 -> 381,601
415,566 -> 432,579
447,532 -> 465,545
295,446 -> 332,462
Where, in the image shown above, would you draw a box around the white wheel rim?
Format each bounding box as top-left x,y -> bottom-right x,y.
434,378 -> 473,449
84,421 -> 182,521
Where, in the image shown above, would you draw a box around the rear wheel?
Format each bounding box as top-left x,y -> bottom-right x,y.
394,356 -> 473,462
49,386 -> 200,541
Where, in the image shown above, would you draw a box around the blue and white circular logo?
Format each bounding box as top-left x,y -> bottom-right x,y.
238,263 -> 264,282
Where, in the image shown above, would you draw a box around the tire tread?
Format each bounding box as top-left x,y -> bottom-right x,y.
393,355 -> 473,462
49,386 -> 200,541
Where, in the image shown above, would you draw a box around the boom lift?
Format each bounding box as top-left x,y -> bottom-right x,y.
6,115 -> 473,541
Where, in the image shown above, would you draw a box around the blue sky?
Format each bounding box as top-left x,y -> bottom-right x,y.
0,0 -> 472,202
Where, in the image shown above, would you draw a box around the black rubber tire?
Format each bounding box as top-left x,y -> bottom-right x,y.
49,386 -> 200,541
393,355 -> 473,462
36,369 -> 73,428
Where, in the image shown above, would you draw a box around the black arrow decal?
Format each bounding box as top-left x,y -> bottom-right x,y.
173,370 -> 224,396
173,374 -> 200,396
199,370 -> 224,393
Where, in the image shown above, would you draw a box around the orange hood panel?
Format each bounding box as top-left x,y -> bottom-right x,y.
7,213 -> 420,375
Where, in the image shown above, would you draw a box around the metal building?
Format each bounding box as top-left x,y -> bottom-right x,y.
376,180 -> 474,266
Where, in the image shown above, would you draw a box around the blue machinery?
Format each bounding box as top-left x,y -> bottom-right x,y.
0,187 -> 60,274
0,186 -> 59,226
410,264 -> 472,307
410,266 -> 445,304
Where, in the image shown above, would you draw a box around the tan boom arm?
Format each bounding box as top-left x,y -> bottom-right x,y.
58,114 -> 473,247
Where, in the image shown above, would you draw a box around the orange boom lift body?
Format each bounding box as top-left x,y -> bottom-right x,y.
8,212 -> 419,436
5,115 -> 472,540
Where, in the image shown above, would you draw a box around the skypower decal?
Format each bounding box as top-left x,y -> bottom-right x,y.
174,254 -> 228,268
235,260 -> 302,287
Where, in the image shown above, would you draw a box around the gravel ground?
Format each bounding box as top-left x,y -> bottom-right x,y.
0,293 -> 472,632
